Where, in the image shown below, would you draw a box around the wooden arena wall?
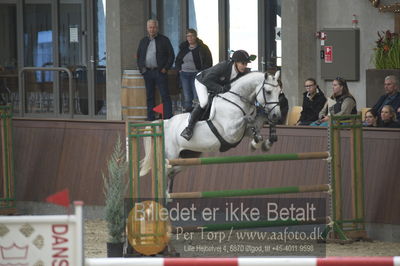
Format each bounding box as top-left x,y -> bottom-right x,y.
11,119 -> 400,225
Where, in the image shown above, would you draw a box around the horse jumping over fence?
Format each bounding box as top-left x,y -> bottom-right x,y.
140,71 -> 282,192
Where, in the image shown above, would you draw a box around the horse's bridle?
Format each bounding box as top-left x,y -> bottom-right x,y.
255,79 -> 280,124
256,79 -> 280,144
255,79 -> 280,111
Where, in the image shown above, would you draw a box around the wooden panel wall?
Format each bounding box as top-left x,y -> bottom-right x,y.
11,120 -> 400,225
13,118 -> 125,206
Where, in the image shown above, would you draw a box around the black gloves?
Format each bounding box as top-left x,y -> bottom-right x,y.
216,86 -> 225,94
216,85 -> 230,94
224,84 -> 231,92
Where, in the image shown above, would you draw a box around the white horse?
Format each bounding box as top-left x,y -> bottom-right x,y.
140,71 -> 282,192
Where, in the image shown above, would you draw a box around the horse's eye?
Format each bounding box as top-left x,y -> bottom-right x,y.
266,90 -> 272,95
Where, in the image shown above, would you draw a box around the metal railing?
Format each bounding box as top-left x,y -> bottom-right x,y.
19,67 -> 73,118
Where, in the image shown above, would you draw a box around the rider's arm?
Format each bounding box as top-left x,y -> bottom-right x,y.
196,61 -> 230,94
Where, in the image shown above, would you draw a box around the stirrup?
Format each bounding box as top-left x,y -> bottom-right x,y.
180,127 -> 193,141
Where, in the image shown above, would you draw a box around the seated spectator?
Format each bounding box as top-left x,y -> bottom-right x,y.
377,105 -> 400,128
311,77 -> 357,126
296,78 -> 326,125
371,75 -> 400,120
363,109 -> 377,127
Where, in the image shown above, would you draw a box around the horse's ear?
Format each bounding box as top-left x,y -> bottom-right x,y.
274,70 -> 280,80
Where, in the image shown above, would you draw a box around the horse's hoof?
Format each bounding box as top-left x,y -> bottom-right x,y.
255,135 -> 263,143
250,144 -> 256,152
249,140 -> 259,151
262,146 -> 270,152
261,141 -> 271,152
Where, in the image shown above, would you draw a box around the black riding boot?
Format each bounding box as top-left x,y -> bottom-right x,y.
180,105 -> 204,140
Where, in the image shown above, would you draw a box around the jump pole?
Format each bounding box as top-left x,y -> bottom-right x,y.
322,113 -> 366,240
169,184 -> 330,199
0,105 -> 15,215
168,151 -> 329,166
173,217 -> 329,233
350,116 -> 365,233
126,121 -> 170,257
127,120 -> 166,200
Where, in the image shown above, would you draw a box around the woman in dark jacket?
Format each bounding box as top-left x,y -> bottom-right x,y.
297,78 -> 327,125
175,29 -> 213,112
377,105 -> 400,128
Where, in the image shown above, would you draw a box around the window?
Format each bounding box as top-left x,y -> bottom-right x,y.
229,0 -> 258,70
189,0 -> 219,65
23,2 -> 54,114
94,0 -> 107,115
276,14 -> 281,67
0,4 -> 18,113
163,0 -> 182,56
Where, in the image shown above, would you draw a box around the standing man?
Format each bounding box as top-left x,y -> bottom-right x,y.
371,75 -> 400,120
137,19 -> 174,120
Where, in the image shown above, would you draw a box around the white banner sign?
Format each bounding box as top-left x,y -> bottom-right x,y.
0,202 -> 83,266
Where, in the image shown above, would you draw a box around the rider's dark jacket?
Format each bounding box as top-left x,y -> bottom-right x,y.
195,60 -> 250,94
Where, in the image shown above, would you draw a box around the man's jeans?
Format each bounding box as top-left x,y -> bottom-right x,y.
179,71 -> 198,111
142,69 -> 173,120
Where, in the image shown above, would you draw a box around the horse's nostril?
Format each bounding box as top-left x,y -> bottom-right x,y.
272,114 -> 277,119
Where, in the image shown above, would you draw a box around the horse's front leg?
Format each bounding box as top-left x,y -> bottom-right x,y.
167,172 -> 175,193
261,124 -> 278,152
249,126 -> 264,151
165,166 -> 182,194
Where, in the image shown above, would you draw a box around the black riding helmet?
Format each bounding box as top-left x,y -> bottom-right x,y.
231,50 -> 257,63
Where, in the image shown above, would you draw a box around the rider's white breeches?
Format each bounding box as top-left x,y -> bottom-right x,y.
195,80 -> 208,108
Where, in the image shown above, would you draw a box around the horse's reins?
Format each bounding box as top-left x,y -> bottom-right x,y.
216,92 -> 248,116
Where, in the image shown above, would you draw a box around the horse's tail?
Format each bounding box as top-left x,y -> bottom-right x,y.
139,132 -> 152,176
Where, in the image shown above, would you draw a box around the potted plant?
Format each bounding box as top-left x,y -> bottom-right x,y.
372,30 -> 400,69
366,30 -> 400,106
102,135 -> 128,257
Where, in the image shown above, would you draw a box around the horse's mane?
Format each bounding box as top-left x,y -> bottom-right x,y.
230,71 -> 264,89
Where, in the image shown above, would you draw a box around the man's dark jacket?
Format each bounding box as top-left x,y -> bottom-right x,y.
136,34 -> 175,73
372,92 -> 400,118
299,89 -> 327,124
175,39 -> 213,71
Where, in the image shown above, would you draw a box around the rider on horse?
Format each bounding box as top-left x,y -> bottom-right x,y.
180,50 -> 256,141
